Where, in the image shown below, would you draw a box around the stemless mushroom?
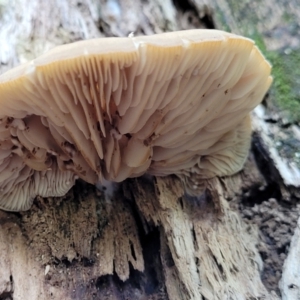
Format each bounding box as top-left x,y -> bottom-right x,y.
0,29 -> 272,211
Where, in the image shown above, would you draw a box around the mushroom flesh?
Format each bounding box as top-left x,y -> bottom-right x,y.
0,30 -> 272,211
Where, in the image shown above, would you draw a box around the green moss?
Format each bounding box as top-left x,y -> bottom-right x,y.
282,11 -> 294,23
212,2 -> 300,123
270,52 -> 300,122
250,31 -> 300,122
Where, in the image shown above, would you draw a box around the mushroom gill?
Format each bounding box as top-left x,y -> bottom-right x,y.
0,29 -> 272,211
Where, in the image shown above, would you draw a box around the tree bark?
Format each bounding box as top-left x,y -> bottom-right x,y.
0,0 -> 297,299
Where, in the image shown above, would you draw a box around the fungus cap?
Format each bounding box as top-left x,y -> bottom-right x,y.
0,29 -> 272,211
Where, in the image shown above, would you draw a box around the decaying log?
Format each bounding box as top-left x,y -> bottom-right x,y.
252,106 -> 300,196
1,0 -> 299,299
192,1 -> 300,297
0,176 -> 275,299
134,176 -> 270,299
280,216 -> 300,300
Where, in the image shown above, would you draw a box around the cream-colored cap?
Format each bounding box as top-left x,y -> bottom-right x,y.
0,29 -> 272,210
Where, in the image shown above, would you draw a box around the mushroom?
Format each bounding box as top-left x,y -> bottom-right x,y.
0,29 -> 272,211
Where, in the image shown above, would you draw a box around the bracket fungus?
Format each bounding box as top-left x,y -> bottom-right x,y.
0,30 -> 272,211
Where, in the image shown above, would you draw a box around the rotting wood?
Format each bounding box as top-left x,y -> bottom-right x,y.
0,0 -> 288,299
192,1 -> 300,296
280,216 -> 300,300
0,175 -> 276,300
134,176 -> 273,299
252,106 -> 300,196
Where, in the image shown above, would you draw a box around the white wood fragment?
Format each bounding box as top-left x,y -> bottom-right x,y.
253,105 -> 300,187
44,265 -> 50,276
280,216 -> 300,300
